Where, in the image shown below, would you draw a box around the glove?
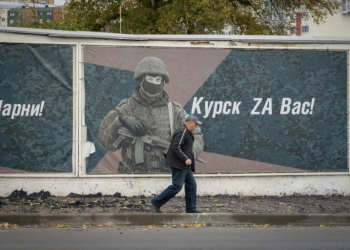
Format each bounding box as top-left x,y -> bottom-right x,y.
121,115 -> 147,136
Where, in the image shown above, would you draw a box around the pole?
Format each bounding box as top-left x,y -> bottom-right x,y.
119,4 -> 121,34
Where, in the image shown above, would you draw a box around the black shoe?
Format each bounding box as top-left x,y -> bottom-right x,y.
151,199 -> 162,213
187,210 -> 203,213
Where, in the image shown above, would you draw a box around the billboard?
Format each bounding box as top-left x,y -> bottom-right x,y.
83,46 -> 348,174
0,43 -> 73,173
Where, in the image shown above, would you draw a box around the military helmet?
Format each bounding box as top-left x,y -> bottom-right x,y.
134,57 -> 169,83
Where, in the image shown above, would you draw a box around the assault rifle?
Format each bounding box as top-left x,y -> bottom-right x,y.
113,127 -> 207,165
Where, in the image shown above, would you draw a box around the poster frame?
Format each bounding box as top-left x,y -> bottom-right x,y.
0,41 -> 80,178
79,43 -> 350,178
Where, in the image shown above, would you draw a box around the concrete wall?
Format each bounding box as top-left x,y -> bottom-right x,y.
1,175 -> 350,197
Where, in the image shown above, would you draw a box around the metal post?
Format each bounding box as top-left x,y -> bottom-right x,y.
77,42 -> 84,176
346,50 -> 350,172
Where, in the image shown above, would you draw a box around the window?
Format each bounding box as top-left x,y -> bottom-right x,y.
40,12 -> 43,15
10,20 -> 14,24
2,10 -> 5,14
342,0 -> 350,13
10,13 -> 15,16
2,18 -> 4,22
39,19 -> 43,23
47,12 -> 52,15
301,26 -> 309,33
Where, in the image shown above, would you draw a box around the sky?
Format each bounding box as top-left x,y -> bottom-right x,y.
55,0 -> 66,6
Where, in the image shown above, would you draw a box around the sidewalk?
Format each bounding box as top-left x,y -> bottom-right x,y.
1,213 -> 350,227
1,190 -> 350,227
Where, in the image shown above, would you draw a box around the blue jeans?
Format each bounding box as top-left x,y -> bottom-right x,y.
152,167 -> 197,213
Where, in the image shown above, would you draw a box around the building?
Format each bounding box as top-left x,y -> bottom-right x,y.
34,6 -> 60,23
1,8 -> 8,26
7,7 -> 31,26
222,2 -> 349,37
297,1 -> 350,36
2,0 -> 54,4
7,5 -> 60,26
0,1 -> 60,27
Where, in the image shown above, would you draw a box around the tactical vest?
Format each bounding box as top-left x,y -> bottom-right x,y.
118,97 -> 176,174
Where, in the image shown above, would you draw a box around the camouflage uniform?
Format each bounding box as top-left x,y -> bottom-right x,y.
98,57 -> 204,174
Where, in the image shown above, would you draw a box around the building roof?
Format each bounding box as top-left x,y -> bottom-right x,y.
8,8 -> 26,12
0,2 -> 58,9
0,26 -> 350,44
35,7 -> 57,11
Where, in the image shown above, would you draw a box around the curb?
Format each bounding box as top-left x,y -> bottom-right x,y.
1,213 -> 350,226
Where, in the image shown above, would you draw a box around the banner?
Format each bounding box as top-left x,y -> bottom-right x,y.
84,47 -> 347,174
0,44 -> 73,173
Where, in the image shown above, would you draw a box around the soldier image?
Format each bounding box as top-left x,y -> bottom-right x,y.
98,57 -> 204,174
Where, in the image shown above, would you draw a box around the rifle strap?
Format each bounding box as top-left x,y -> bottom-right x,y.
127,99 -> 132,116
168,102 -> 175,137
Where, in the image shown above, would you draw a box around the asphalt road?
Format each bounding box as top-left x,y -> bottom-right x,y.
1,226 -> 350,250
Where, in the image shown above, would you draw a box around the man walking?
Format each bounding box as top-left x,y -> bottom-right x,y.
151,115 -> 203,213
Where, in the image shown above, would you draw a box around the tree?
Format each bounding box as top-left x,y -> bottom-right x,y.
58,0 -> 121,31
121,0 -> 229,34
225,0 -> 340,35
18,0 -> 340,35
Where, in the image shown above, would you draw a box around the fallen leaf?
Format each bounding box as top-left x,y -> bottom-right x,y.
56,224 -> 69,228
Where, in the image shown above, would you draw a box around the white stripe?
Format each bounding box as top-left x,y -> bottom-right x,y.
178,129 -> 188,160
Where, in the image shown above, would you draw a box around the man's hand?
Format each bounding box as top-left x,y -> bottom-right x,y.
121,115 -> 147,136
185,159 -> 192,165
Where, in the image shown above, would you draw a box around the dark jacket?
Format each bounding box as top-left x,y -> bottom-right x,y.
165,124 -> 195,172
